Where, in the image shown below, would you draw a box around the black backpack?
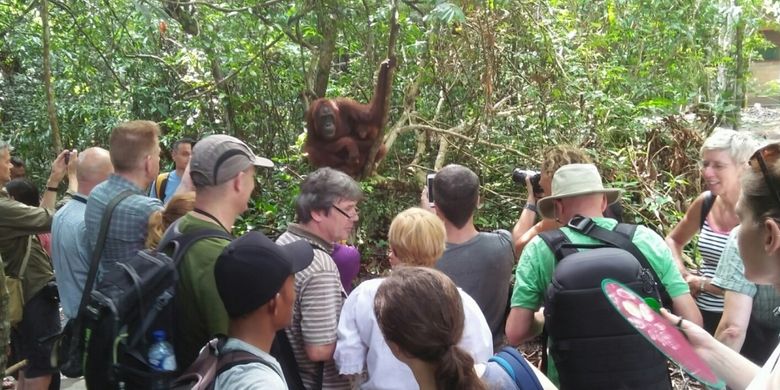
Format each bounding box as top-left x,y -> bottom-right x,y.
82,221 -> 232,389
538,215 -> 672,390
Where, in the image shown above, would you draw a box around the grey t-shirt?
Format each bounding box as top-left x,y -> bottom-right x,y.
435,230 -> 516,348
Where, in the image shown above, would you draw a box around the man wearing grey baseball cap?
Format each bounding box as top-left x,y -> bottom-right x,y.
213,231 -> 314,389
173,134 -> 275,370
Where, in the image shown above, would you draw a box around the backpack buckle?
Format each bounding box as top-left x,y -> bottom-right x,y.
567,215 -> 594,234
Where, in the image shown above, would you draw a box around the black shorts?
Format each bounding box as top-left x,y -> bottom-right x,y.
11,284 -> 61,378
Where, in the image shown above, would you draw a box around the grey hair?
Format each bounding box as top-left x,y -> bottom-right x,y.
294,167 -> 363,223
701,128 -> 759,164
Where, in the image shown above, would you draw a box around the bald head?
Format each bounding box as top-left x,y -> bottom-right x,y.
77,147 -> 113,195
556,193 -> 607,223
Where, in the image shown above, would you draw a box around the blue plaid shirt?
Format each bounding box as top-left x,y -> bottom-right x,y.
84,174 -> 162,273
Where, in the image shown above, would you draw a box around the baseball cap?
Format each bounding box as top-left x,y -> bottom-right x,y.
215,231 -> 313,318
190,134 -> 274,187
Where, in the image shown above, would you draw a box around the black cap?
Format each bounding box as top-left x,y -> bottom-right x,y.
215,231 -> 313,318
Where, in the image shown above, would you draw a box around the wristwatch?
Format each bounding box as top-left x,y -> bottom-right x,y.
524,203 -> 538,213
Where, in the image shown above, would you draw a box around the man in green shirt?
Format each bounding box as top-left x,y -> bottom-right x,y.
505,163 -> 702,386
173,134 -> 274,370
0,141 -> 75,389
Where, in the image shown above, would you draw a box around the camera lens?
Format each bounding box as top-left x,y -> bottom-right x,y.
512,168 -> 526,184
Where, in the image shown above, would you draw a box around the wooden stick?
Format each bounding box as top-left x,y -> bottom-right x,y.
5,359 -> 27,376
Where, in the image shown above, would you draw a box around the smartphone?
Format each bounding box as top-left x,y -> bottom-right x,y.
427,173 -> 436,206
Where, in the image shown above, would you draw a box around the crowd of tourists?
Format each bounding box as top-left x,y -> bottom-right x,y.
1,123 -> 780,389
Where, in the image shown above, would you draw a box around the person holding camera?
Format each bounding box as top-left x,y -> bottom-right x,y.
512,145 -> 609,254
0,142 -> 75,390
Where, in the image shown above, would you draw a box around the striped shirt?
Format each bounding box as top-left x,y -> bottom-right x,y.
696,219 -> 731,312
276,224 -> 349,390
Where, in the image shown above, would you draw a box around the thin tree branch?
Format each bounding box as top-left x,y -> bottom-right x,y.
48,0 -> 128,91
163,0 -> 283,13
179,33 -> 284,98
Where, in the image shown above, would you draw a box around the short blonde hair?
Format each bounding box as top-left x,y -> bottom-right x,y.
388,208 -> 446,267
110,120 -> 160,172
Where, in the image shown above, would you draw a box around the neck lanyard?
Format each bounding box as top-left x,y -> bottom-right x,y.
193,208 -> 230,234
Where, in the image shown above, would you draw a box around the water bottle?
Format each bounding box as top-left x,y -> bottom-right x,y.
148,330 -> 177,389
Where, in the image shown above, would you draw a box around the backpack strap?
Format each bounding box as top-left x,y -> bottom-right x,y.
128,225 -> 234,348
205,338 -> 277,390
153,172 -> 170,201
488,347 -> 543,390
77,190 -> 135,317
699,191 -> 717,230
567,215 -> 671,306
537,229 -> 576,263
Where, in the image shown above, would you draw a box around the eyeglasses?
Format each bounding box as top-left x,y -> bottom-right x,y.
749,143 -> 780,206
331,204 -> 359,220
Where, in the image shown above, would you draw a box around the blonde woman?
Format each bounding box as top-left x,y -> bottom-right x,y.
334,208 -> 493,389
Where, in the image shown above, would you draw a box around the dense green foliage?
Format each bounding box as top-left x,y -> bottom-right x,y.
1,0 -> 778,271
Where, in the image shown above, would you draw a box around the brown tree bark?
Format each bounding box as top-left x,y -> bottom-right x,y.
41,0 -> 63,152
313,1 -> 337,98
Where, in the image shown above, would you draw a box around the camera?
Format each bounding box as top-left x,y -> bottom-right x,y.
512,168 -> 544,196
64,150 -> 71,165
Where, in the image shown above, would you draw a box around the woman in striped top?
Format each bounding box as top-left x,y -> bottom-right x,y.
665,128 -> 758,334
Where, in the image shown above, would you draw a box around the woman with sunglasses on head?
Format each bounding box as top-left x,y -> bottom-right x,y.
334,208 -> 494,389
665,129 -> 758,334
664,142 -> 780,389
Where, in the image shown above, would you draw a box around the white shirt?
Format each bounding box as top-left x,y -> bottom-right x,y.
334,278 -> 493,390
746,340 -> 780,390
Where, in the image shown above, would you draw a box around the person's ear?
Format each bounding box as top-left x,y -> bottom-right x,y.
267,294 -> 279,316
600,194 -> 608,212
311,208 -> 327,223
232,171 -> 244,192
554,199 -> 564,220
764,218 -> 780,255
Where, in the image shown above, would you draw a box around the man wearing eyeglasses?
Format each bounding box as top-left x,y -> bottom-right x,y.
276,167 -> 362,390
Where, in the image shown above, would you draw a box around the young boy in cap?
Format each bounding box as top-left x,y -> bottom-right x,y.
213,231 -> 313,388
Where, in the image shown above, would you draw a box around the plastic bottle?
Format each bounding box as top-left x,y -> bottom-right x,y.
148,330 -> 177,389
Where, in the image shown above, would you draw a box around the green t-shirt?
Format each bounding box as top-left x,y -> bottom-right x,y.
173,214 -> 233,370
511,217 -> 690,383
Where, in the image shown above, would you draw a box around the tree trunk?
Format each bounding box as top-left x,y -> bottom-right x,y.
209,52 -> 237,136
313,1 -> 337,98
41,0 -> 63,152
733,18 -> 745,128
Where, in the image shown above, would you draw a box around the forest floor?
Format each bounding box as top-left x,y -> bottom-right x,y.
518,338 -> 706,389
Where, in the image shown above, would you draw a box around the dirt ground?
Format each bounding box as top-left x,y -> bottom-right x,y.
518,337 -> 706,390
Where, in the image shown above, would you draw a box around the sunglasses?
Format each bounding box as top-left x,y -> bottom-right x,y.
749,143 -> 780,206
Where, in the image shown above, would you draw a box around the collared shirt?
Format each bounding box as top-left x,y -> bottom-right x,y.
51,193 -> 90,319
215,338 -> 287,389
0,189 -> 55,301
149,170 -> 181,204
712,227 -> 780,329
84,174 -> 162,273
276,224 -> 350,390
